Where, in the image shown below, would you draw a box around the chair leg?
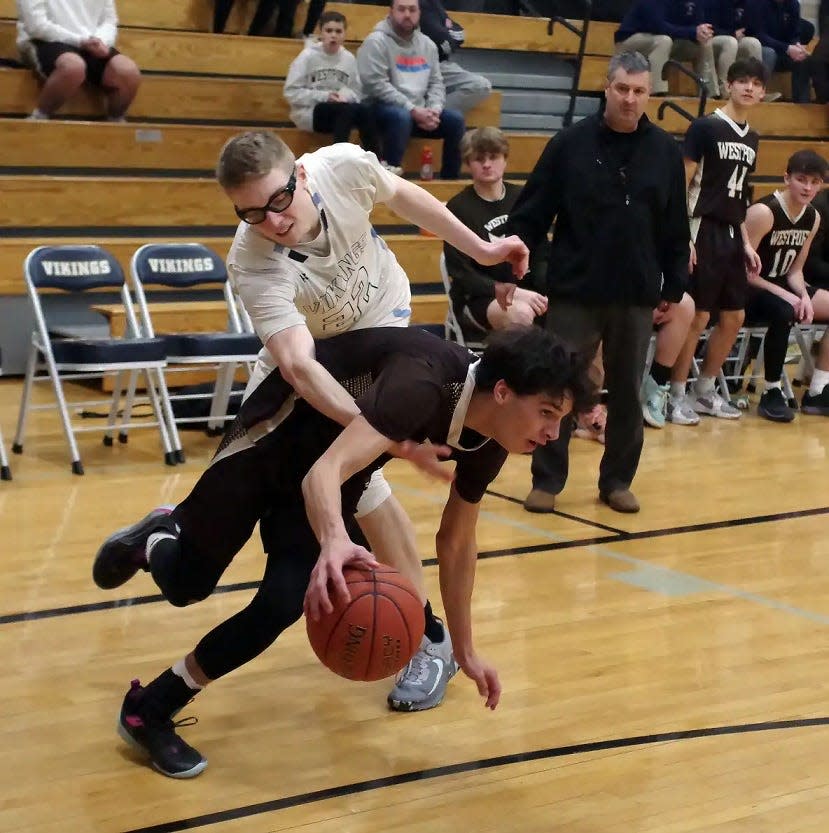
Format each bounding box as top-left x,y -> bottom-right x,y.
118,370 -> 139,444
154,367 -> 184,464
103,369 -> 125,447
0,426 -> 11,480
142,369 -> 177,466
206,363 -> 235,435
12,340 -> 39,453
41,351 -> 85,475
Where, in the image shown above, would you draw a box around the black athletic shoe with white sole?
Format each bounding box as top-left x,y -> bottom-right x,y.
93,506 -> 176,589
118,679 -> 207,779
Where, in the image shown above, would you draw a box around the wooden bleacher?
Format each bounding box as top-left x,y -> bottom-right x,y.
1,0 -> 827,334
0,69 -> 500,126
0,235 -> 444,295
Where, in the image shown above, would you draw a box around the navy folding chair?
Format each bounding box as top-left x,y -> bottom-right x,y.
12,245 -> 176,475
129,243 -> 261,459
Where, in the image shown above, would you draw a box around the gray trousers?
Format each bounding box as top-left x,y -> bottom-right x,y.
531,302 -> 653,496
440,60 -> 492,114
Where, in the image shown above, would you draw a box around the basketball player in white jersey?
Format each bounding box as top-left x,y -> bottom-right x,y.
215,132 -> 528,713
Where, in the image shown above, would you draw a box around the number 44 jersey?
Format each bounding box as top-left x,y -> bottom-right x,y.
755,191 -> 818,285
685,109 -> 759,226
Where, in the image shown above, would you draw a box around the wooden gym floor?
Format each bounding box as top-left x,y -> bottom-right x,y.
1,375 -> 828,832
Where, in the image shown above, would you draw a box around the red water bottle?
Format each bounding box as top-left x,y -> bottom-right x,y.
420,146 -> 434,181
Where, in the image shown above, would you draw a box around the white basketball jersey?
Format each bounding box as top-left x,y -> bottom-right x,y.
227,144 -> 412,385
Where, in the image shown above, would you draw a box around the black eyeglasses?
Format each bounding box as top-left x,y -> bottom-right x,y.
235,169 -> 297,224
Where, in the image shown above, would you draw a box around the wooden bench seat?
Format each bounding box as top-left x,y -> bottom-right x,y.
0,175 -> 494,229
0,235 -> 444,295
0,67 -> 500,127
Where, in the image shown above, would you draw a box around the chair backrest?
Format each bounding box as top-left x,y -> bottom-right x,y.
24,245 -> 125,292
131,243 -> 227,289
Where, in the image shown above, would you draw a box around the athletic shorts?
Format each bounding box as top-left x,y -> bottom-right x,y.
27,40 -> 119,86
745,283 -> 818,324
690,216 -> 747,312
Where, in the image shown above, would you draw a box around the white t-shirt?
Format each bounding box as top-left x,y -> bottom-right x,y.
227,144 -> 412,388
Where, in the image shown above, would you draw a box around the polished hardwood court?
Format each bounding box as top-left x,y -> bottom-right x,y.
1,374 -> 828,833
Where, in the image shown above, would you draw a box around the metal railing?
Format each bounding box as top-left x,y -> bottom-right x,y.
548,0 -> 592,128
656,59 -> 708,124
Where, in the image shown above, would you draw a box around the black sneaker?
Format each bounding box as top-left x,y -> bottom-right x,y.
802,384 -> 829,416
118,680 -> 207,779
93,507 -> 176,589
758,387 -> 795,423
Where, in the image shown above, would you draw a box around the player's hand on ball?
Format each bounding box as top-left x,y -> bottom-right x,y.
459,652 -> 501,710
304,540 -> 380,621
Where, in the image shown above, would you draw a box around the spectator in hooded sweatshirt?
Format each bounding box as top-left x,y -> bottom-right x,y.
16,0 -> 141,120
615,0 -> 719,97
744,0 -> 812,101
418,0 -> 491,114
357,0 -> 464,179
284,11 -> 382,162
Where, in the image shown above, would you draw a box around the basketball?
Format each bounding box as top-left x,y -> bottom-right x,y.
306,564 -> 425,682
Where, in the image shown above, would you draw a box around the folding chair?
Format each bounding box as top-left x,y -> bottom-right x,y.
793,323 -> 828,384
129,243 -> 261,459
439,253 -> 486,351
12,245 -> 176,475
0,350 -> 10,481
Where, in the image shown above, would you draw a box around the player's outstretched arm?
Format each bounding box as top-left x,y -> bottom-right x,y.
386,178 -> 529,279
268,324 -> 362,428
302,417 -> 391,619
436,487 -> 501,709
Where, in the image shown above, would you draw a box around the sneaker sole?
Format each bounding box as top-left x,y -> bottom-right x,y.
642,407 -> 665,429
801,405 -> 829,416
693,407 -> 741,420
117,720 -> 208,779
666,415 -> 700,426
758,408 -> 795,423
387,662 -> 459,712
93,508 -> 174,589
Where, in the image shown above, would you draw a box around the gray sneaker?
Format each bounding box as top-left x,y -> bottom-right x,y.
691,388 -> 742,419
387,628 -> 459,712
666,394 -> 700,425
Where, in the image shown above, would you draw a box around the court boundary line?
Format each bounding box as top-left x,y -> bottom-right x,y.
119,715 -> 829,833
3,504 -> 827,626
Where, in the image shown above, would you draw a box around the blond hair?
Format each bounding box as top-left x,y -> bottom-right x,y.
216,131 -> 295,189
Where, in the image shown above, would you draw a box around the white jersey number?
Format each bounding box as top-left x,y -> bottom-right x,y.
768,248 -> 797,280
727,165 -> 748,200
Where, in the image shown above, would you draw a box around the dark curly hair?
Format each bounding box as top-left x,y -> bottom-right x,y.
475,325 -> 597,414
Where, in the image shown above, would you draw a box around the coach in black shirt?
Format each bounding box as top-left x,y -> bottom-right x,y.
508,50 -> 690,514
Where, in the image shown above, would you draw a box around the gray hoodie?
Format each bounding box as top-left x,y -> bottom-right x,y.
356,18 -> 445,111
284,42 -> 362,132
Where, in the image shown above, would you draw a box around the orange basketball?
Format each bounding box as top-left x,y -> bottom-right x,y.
306,564 -> 425,682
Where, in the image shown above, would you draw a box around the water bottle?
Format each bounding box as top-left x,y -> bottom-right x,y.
420,146 -> 434,181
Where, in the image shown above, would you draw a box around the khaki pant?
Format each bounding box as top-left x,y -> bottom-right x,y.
711,35 -> 763,96
616,33 -> 717,96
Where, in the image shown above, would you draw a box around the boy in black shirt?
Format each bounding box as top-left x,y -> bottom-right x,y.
93,325 -> 594,779
668,57 -> 765,423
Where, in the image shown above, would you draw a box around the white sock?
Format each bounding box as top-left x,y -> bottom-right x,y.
145,531 -> 177,564
29,108 -> 49,120
172,658 -> 204,691
809,369 -> 829,396
694,375 -> 715,395
765,381 -> 782,391
670,381 -> 686,399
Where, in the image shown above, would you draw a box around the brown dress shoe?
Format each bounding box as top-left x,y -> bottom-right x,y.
523,488 -> 557,513
599,488 -> 640,513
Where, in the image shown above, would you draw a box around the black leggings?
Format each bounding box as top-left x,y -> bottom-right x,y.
312,101 -> 381,156
745,288 -> 797,383
149,419 -> 368,681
